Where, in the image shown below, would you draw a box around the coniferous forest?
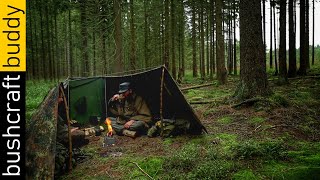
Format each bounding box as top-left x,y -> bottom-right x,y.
26,0 -> 320,179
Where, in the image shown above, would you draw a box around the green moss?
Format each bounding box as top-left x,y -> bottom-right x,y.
216,133 -> 238,155
261,161 -> 320,180
217,116 -> 233,124
232,169 -> 260,180
116,156 -> 164,179
188,160 -> 236,179
270,93 -> 290,107
250,117 -> 265,125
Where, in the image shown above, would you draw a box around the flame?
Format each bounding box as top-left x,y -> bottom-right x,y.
105,118 -> 113,136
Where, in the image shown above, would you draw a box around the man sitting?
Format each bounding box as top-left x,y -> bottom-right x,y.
108,82 -> 152,136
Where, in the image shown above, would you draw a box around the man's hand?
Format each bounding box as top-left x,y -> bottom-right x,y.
112,94 -> 120,101
124,120 -> 135,129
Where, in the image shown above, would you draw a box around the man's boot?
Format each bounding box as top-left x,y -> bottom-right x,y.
122,130 -> 137,138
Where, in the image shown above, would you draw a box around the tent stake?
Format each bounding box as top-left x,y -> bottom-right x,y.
59,85 -> 73,172
160,67 -> 165,137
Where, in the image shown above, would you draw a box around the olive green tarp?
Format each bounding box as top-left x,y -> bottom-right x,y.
26,66 -> 206,179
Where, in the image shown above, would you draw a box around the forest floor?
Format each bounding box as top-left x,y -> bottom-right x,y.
27,64 -> 320,180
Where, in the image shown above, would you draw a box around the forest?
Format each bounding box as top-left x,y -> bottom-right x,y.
25,0 -> 320,179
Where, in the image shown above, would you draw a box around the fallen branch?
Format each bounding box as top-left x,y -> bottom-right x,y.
231,97 -> 263,108
254,125 -> 262,132
130,162 -> 154,180
181,83 -> 214,91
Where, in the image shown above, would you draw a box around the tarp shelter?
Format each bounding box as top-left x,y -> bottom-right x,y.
26,66 -> 206,179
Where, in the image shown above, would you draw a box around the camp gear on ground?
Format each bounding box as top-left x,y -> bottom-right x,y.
118,82 -> 131,93
84,126 -> 104,137
103,136 -> 116,146
150,118 -> 191,137
123,129 -> 137,138
147,125 -> 159,137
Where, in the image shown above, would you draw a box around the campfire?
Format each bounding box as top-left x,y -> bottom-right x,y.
105,118 -> 113,137
104,118 -> 115,146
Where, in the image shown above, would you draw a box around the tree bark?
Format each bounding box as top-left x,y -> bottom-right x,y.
273,3 -> 278,75
279,0 -> 288,83
80,0 -> 89,76
270,0 -> 273,69
38,0 -> 46,80
163,0 -> 170,69
216,0 -> 227,84
130,0 -> 136,70
200,2 -> 205,79
312,0 -> 315,65
210,0 -> 215,78
171,0 -> 177,79
306,0 -> 310,70
235,0 -> 271,99
114,0 -> 124,72
288,0 -> 297,77
68,8 -> 73,77
192,0 -> 198,77
233,0 -> 237,75
298,0 -> 307,75
144,0 -> 149,68
262,0 -> 266,48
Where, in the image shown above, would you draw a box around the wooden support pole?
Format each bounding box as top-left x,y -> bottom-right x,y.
160,67 -> 165,137
59,85 -> 73,171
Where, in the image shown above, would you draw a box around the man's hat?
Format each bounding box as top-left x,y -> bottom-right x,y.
118,82 -> 131,93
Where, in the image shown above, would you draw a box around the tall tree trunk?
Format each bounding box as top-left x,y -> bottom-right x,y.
298,0 -> 307,75
192,0 -> 197,77
50,6 -> 56,81
33,0 -> 40,80
54,9 -> 59,79
312,0 -> 315,65
102,29 -> 107,75
80,0 -> 89,76
171,0 -> 177,79
39,0 -> 46,80
200,2 -> 205,79
262,0 -> 266,48
130,0 -> 136,70
68,9 -> 73,77
216,0 -> 227,84
45,2 -> 53,80
288,0 -> 297,77
235,0 -> 271,99
206,9 -> 210,76
270,0 -> 273,69
306,0 -> 310,70
228,5 -> 233,75
210,0 -> 215,77
279,0 -> 288,83
93,31 -> 96,76
233,0 -> 237,75
144,0 -> 149,68
114,0 -> 124,72
163,0 -> 170,69
273,3 -> 278,75
181,0 -> 185,76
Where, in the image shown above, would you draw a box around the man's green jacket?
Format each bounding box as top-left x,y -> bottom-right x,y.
108,93 -> 152,124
